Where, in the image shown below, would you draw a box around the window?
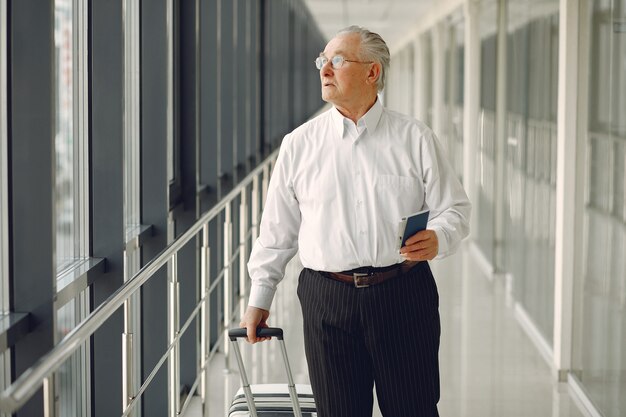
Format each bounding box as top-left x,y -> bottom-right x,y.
445,15 -> 465,180
474,0 -> 497,266
57,292 -> 90,417
54,0 -> 91,415
574,1 -> 626,416
54,0 -> 89,273
503,2 -> 560,345
1,0 -> 8,314
1,1 -> 11,414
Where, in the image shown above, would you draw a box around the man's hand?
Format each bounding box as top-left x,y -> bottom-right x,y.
240,306 -> 271,344
400,229 -> 438,261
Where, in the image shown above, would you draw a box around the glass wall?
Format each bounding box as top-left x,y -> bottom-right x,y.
54,0 -> 88,272
54,0 -> 76,271
444,14 -> 465,180
504,0 -> 559,345
54,0 -> 91,414
386,1 -> 623,416
474,0 -> 497,265
57,291 -> 90,417
385,43 -> 414,114
422,31 -> 434,128
574,1 -> 626,415
0,0 -> 7,315
387,16 -> 464,183
0,1 -> 10,416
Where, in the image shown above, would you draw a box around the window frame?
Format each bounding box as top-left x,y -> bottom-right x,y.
122,0 -> 143,409
124,0 -> 141,230
167,0 -> 183,209
73,0 -> 90,263
1,0 -> 9,315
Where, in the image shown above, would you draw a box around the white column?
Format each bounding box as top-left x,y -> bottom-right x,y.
553,0 -> 584,381
463,0 -> 481,233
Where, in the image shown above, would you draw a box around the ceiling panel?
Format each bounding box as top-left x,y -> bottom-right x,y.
303,0 -> 436,48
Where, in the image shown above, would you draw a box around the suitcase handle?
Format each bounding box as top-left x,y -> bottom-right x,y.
228,327 -> 284,340
229,327 -> 303,417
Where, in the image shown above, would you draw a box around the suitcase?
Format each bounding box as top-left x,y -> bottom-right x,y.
228,327 -> 318,417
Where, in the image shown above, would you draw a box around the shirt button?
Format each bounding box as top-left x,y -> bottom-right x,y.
360,230 -> 366,235
355,171 -> 361,176
356,200 -> 362,205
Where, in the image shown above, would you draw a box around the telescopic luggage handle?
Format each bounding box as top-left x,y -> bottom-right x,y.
228,327 -> 283,340
229,327 -> 303,417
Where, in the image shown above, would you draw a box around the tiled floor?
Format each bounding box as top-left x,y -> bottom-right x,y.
184,245 -> 587,417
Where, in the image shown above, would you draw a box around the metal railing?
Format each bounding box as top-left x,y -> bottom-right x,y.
0,148 -> 279,416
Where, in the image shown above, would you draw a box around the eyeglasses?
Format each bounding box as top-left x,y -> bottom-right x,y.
314,55 -> 373,70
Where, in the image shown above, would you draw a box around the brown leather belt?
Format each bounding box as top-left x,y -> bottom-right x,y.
325,261 -> 420,288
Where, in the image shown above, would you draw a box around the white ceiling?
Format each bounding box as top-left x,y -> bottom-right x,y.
302,0 -> 437,51
302,0 -> 562,54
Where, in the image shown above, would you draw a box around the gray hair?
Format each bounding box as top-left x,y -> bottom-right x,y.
336,25 -> 390,92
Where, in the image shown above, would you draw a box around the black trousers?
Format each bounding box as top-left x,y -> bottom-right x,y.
297,263 -> 440,417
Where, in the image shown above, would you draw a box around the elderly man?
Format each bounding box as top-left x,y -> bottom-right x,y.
241,26 -> 470,417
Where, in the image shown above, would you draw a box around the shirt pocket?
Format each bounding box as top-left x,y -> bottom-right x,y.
374,175 -> 424,224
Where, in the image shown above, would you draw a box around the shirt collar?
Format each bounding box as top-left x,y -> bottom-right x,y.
361,98 -> 383,133
330,98 -> 383,139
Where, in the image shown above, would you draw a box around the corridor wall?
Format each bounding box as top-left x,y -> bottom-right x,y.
386,1 -> 625,416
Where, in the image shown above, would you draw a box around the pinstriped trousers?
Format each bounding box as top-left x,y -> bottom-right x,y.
297,262 -> 440,417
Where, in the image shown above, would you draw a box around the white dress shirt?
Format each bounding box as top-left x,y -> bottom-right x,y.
247,99 -> 471,310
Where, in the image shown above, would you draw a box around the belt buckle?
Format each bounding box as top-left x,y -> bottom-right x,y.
353,272 -> 370,288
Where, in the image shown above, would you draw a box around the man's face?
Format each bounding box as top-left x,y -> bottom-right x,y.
319,34 -> 372,108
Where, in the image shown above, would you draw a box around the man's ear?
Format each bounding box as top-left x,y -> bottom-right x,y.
366,62 -> 381,86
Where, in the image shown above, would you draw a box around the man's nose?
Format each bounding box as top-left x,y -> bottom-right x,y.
320,60 -> 333,76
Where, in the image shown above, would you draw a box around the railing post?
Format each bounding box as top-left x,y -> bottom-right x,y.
223,203 -> 233,371
43,376 -> 55,417
261,164 -> 269,207
252,176 -> 260,240
200,223 -> 211,417
122,299 -> 134,415
122,244 -> 139,417
168,253 -> 180,417
239,188 -> 248,314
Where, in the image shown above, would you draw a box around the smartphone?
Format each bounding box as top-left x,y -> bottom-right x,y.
397,209 -> 430,249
